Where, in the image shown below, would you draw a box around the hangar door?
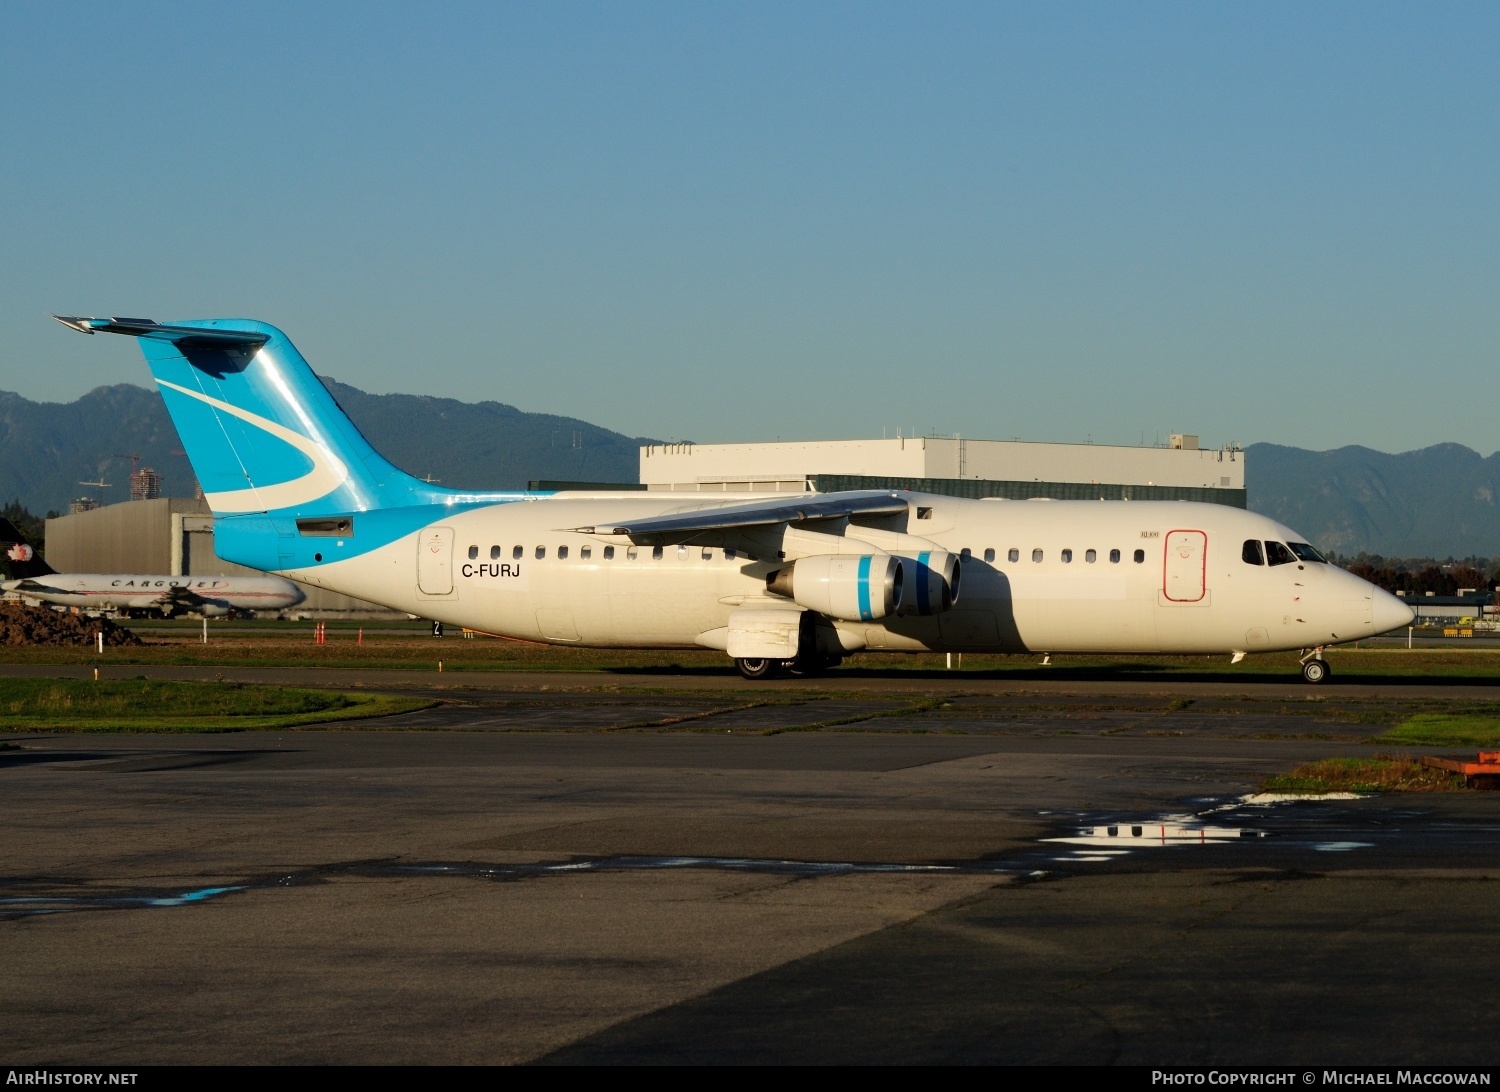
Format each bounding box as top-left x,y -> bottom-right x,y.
418,526 -> 454,595
1163,530 -> 1207,603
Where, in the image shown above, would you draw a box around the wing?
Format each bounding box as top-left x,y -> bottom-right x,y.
566,490 -> 910,537
9,578 -> 70,595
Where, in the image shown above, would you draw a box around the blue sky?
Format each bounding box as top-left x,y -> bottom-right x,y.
1,2 -> 1496,452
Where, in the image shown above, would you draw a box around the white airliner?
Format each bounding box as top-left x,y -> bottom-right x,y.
0,518 -> 305,618
55,315 -> 1414,681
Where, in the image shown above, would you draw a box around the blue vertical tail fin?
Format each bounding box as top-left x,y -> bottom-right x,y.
54,316 -> 499,518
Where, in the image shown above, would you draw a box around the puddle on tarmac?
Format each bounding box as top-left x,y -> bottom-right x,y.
1048,821 -> 1267,847
1039,791 -> 1388,865
0,885 -> 246,917
0,857 -> 1038,919
0,794 -> 1412,918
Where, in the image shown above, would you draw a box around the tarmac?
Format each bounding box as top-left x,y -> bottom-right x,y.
3,666 -> 1499,1064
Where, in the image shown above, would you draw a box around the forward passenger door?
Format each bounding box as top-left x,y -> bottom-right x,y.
1163,530 -> 1207,603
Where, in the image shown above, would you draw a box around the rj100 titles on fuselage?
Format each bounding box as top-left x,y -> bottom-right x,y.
54,314 -> 1414,681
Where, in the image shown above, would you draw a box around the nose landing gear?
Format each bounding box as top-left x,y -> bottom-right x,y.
1300,648 -> 1331,684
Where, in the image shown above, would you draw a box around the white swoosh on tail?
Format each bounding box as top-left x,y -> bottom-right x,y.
156,379 -> 349,513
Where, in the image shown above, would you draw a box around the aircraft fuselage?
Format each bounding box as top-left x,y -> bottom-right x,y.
281,494 -> 1410,655
2,574 -> 306,617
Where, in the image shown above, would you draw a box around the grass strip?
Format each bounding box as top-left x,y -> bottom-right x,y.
1378,712 -> 1500,746
1263,755 -> 1466,794
0,677 -> 432,733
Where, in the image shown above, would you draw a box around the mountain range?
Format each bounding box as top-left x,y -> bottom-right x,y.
0,380 -> 648,516
2,381 -> 1495,558
1243,442 -> 1500,559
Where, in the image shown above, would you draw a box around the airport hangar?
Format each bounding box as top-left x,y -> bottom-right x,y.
631,432 -> 1245,501
43,434 -> 1244,618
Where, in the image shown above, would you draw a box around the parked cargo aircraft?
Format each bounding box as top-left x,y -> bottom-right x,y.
0,517 -> 304,618
54,316 -> 1413,681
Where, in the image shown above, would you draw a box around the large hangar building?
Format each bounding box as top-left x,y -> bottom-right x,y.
639,433 -> 1246,506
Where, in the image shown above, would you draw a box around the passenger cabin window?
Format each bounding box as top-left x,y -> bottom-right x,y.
1008,548 -> 1019,563
1265,541 -> 1296,566
1061,549 -> 1073,563
1032,549 -> 1043,563
702,548 -> 712,560
1109,549 -> 1121,563
627,546 -> 638,560
580,545 -> 592,560
1288,542 -> 1326,563
1085,549 -> 1097,563
726,548 -> 737,560
535,546 -> 546,559
513,545 -> 523,560
1242,539 -> 1265,565
961,548 -> 971,560
603,546 -> 615,560
678,544 -> 689,559
984,548 -> 995,563
468,545 -> 478,559
490,546 -> 500,560
1133,549 -> 1145,563
652,546 -> 664,560
557,545 -> 569,559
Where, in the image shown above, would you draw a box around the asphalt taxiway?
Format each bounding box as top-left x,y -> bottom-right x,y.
3,672 -> 1499,1064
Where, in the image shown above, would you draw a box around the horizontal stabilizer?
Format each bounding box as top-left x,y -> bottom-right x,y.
569,490 -> 911,536
52,315 -> 269,349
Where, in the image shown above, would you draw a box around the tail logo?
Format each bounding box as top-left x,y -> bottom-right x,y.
7,544 -> 33,562
156,378 -> 350,513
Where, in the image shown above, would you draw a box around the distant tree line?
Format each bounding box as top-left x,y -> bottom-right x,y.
1330,552 -> 1496,596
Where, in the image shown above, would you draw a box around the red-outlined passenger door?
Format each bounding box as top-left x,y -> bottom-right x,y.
1163,530 -> 1207,603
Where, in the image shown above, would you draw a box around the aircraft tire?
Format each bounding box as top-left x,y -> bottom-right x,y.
735,657 -> 778,680
1301,658 -> 1330,684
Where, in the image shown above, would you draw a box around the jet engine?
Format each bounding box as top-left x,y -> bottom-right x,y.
893,550 -> 961,616
765,553 -> 903,622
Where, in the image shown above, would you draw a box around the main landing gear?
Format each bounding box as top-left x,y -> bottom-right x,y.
734,653 -> 843,680
1300,648 -> 1331,685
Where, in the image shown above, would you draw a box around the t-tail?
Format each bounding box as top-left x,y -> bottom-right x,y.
53,316 -> 527,573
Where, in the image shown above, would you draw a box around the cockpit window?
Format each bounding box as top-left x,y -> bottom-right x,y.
1242,539 -> 1265,566
1264,541 -> 1295,566
1287,542 -> 1326,563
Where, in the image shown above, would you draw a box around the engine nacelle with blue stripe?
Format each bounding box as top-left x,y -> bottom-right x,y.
893,549 -> 961,616
765,553 -> 904,622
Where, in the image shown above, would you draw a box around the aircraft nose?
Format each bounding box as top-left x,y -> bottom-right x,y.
1373,588 -> 1415,633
